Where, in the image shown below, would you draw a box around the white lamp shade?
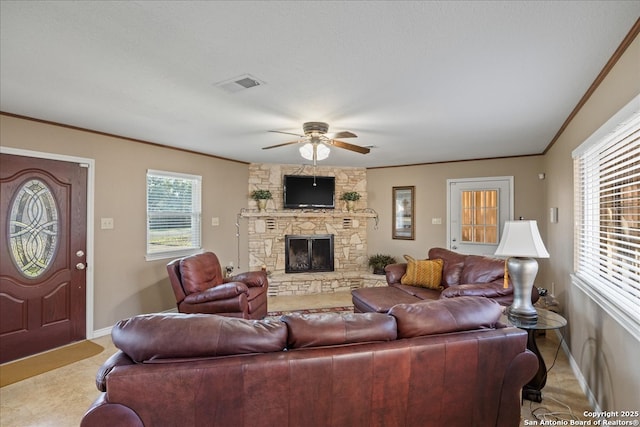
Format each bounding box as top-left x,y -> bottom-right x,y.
494,220 -> 550,258
299,143 -> 330,161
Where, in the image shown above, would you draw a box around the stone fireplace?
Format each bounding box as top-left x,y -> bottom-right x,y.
241,163 -> 387,296
285,234 -> 334,273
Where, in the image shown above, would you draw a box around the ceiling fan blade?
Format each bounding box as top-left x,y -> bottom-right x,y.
327,131 -> 357,139
262,140 -> 303,150
329,139 -> 370,154
268,130 -> 305,138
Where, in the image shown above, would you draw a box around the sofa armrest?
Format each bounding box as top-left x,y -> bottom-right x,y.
440,281 -> 513,299
224,270 -> 268,288
384,263 -> 407,285
183,282 -> 249,304
497,349 -> 539,427
81,394 -> 144,427
441,281 -> 540,303
96,351 -> 134,392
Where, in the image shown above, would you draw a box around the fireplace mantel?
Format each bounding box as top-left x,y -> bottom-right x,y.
239,209 -> 378,220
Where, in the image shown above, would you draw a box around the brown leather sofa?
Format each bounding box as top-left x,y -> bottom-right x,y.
81,297 -> 537,427
352,247 -> 539,313
167,251 -> 268,319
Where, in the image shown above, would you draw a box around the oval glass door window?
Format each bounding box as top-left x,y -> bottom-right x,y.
9,179 -> 59,278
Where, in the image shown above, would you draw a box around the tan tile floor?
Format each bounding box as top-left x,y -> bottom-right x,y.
519,329 -> 593,426
0,292 -> 592,426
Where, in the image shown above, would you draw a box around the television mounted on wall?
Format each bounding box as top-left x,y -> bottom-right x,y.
283,175 -> 335,209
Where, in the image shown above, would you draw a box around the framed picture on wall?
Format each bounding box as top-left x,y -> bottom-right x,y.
392,186 -> 415,240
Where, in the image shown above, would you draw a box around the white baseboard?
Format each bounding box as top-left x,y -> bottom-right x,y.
91,326 -> 112,339
555,329 -> 600,412
89,307 -> 179,340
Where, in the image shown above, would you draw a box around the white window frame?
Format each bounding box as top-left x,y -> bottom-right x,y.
572,94 -> 640,341
146,169 -> 202,261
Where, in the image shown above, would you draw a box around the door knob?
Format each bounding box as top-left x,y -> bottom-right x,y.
75,263 -> 86,270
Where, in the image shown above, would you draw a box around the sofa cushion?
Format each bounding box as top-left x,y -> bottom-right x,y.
179,252 -> 225,294
388,297 -> 503,338
459,254 -> 505,285
400,255 -> 444,289
428,248 -> 466,288
281,312 -> 397,349
112,313 -> 287,362
390,283 -> 442,301
352,286 -> 422,313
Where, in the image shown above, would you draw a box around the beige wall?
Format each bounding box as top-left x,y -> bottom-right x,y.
541,34 -> 640,411
366,155 -> 546,272
1,115 -> 250,330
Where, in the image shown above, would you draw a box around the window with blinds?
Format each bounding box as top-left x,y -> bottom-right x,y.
572,94 -> 639,340
146,170 -> 202,260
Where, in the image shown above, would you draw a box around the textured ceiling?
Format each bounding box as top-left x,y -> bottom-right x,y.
1,1 -> 638,167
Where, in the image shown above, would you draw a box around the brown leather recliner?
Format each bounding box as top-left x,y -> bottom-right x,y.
166,252 -> 268,319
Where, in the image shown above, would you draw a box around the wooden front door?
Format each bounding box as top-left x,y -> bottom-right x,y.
0,154 -> 87,363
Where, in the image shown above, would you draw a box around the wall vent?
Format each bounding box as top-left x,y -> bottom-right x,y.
265,218 -> 277,231
342,218 -> 353,229
348,279 -> 361,290
215,74 -> 265,93
267,283 -> 279,297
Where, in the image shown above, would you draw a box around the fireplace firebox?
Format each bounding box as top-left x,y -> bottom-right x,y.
285,234 -> 334,273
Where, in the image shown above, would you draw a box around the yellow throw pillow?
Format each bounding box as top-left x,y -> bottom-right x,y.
400,255 -> 444,289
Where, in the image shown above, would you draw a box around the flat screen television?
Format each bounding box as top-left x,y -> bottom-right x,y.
283,175 -> 335,209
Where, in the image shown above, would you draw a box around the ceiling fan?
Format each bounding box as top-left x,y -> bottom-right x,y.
263,122 -> 370,164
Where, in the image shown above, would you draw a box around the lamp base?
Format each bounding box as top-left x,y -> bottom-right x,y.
506,257 -> 539,326
506,306 -> 538,327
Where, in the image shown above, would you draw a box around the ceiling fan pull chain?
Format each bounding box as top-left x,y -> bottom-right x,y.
313,143 -> 318,167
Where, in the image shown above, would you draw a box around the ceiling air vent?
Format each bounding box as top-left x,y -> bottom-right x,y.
215,74 -> 265,93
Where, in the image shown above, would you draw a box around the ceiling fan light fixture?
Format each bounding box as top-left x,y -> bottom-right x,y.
299,142 -> 330,161
317,143 -> 330,160
299,143 -> 313,160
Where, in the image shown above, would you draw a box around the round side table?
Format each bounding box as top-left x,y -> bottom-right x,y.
503,308 -> 567,402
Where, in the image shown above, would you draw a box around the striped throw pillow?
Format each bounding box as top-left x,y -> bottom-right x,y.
400,255 -> 444,289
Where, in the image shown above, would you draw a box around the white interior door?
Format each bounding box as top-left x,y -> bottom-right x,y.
447,177 -> 513,256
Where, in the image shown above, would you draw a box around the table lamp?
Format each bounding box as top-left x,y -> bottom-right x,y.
494,220 -> 549,324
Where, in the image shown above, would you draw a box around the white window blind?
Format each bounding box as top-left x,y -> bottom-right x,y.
572,94 -> 640,340
146,170 -> 202,260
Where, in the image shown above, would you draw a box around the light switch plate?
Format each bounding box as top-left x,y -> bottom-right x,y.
101,218 -> 114,229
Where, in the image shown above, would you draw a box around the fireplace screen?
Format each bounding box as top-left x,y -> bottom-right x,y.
285,234 -> 334,273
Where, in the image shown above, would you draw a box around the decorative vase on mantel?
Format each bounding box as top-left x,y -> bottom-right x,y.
346,200 -> 356,212
340,191 -> 361,213
250,189 -> 272,213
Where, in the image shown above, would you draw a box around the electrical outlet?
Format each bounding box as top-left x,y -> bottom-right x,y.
432,218 -> 442,225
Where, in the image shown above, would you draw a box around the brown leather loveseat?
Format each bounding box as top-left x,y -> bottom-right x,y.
81,297 -> 537,427
352,247 -> 539,313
